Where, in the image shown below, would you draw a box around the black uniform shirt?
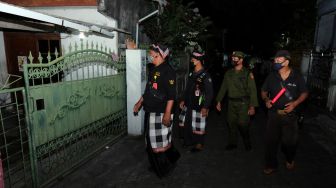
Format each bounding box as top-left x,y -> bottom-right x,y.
143,62 -> 176,113
261,69 -> 307,111
183,69 -> 213,110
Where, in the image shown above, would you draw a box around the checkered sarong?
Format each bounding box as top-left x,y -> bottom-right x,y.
178,107 -> 187,127
192,110 -> 206,135
148,113 -> 173,152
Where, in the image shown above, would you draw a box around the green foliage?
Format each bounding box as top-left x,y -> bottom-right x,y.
143,0 -> 212,52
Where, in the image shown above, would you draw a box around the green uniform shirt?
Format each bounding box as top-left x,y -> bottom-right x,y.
216,67 -> 259,107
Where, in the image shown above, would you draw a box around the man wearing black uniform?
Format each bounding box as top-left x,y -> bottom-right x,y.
179,49 -> 213,152
133,44 -> 179,178
261,50 -> 308,175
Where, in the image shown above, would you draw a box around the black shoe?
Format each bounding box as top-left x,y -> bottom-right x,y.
190,147 -> 202,153
147,166 -> 154,172
183,142 -> 193,148
163,163 -> 177,178
225,144 -> 237,151
245,144 -> 252,151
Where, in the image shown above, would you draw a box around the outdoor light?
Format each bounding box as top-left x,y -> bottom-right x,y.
79,31 -> 86,39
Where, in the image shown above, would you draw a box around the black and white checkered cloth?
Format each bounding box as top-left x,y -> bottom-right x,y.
149,112 -> 173,149
192,110 -> 206,134
178,107 -> 187,127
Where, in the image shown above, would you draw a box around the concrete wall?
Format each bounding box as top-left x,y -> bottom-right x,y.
317,0 -> 336,16
30,6 -> 118,54
315,0 -> 336,111
0,31 -> 10,104
315,0 -> 336,51
2,0 -> 97,6
315,14 -> 335,50
101,0 -> 153,46
0,32 -> 8,86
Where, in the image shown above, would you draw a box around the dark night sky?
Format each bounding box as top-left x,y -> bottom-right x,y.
183,0 -> 316,57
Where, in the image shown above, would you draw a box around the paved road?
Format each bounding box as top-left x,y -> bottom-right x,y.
50,107 -> 336,188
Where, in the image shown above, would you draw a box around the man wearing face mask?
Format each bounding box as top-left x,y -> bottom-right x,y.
134,44 -> 179,178
179,48 -> 213,152
261,50 -> 308,175
216,51 -> 259,151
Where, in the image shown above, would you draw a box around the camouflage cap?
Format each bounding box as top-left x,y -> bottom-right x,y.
232,51 -> 245,58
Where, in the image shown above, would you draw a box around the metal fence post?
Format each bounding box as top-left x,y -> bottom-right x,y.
23,63 -> 39,188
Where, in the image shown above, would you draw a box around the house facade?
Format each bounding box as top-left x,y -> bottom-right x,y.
0,0 -> 123,87
303,0 -> 336,111
315,0 -> 336,50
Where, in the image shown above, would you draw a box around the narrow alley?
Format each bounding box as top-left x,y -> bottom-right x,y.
50,105 -> 336,188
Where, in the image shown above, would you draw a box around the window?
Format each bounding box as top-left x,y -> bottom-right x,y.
38,39 -> 61,63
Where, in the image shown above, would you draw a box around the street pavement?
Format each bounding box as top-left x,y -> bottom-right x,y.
50,105 -> 336,188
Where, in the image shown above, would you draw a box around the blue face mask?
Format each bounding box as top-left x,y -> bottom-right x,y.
273,63 -> 283,70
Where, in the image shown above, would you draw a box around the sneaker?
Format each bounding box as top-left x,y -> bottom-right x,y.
286,161 -> 295,170
225,144 -> 237,151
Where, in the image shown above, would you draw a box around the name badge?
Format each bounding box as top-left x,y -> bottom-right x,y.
153,83 -> 158,90
195,90 -> 200,96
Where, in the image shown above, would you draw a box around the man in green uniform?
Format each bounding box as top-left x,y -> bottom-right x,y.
216,51 -> 259,151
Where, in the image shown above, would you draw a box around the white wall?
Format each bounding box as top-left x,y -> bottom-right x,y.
0,31 -> 11,104
0,31 -> 8,86
30,6 -> 118,55
126,49 -> 147,135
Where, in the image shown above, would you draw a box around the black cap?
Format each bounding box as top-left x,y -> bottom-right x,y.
274,50 -> 291,59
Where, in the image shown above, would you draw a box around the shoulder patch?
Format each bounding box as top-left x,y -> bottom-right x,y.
249,73 -> 254,80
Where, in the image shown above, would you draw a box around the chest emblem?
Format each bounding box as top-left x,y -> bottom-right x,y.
169,80 -> 175,85
287,83 -> 297,87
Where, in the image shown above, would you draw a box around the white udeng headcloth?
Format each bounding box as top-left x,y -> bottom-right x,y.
192,52 -> 205,57
152,44 -> 169,59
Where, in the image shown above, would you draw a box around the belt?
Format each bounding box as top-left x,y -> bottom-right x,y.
228,96 -> 249,102
276,110 -> 295,116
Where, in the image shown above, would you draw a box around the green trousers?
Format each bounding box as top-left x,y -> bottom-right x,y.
226,100 -> 251,146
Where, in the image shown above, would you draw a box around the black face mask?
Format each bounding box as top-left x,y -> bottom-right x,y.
232,60 -> 239,66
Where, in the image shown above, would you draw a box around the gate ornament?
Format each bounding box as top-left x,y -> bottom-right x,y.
50,88 -> 90,126
0,74 -> 22,90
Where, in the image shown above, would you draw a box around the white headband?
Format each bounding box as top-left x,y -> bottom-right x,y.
192,52 -> 204,57
152,44 -> 169,59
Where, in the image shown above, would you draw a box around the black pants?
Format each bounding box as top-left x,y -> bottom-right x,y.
144,112 -> 180,178
265,111 -> 298,169
179,109 -> 194,146
193,134 -> 205,145
179,108 -> 206,146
